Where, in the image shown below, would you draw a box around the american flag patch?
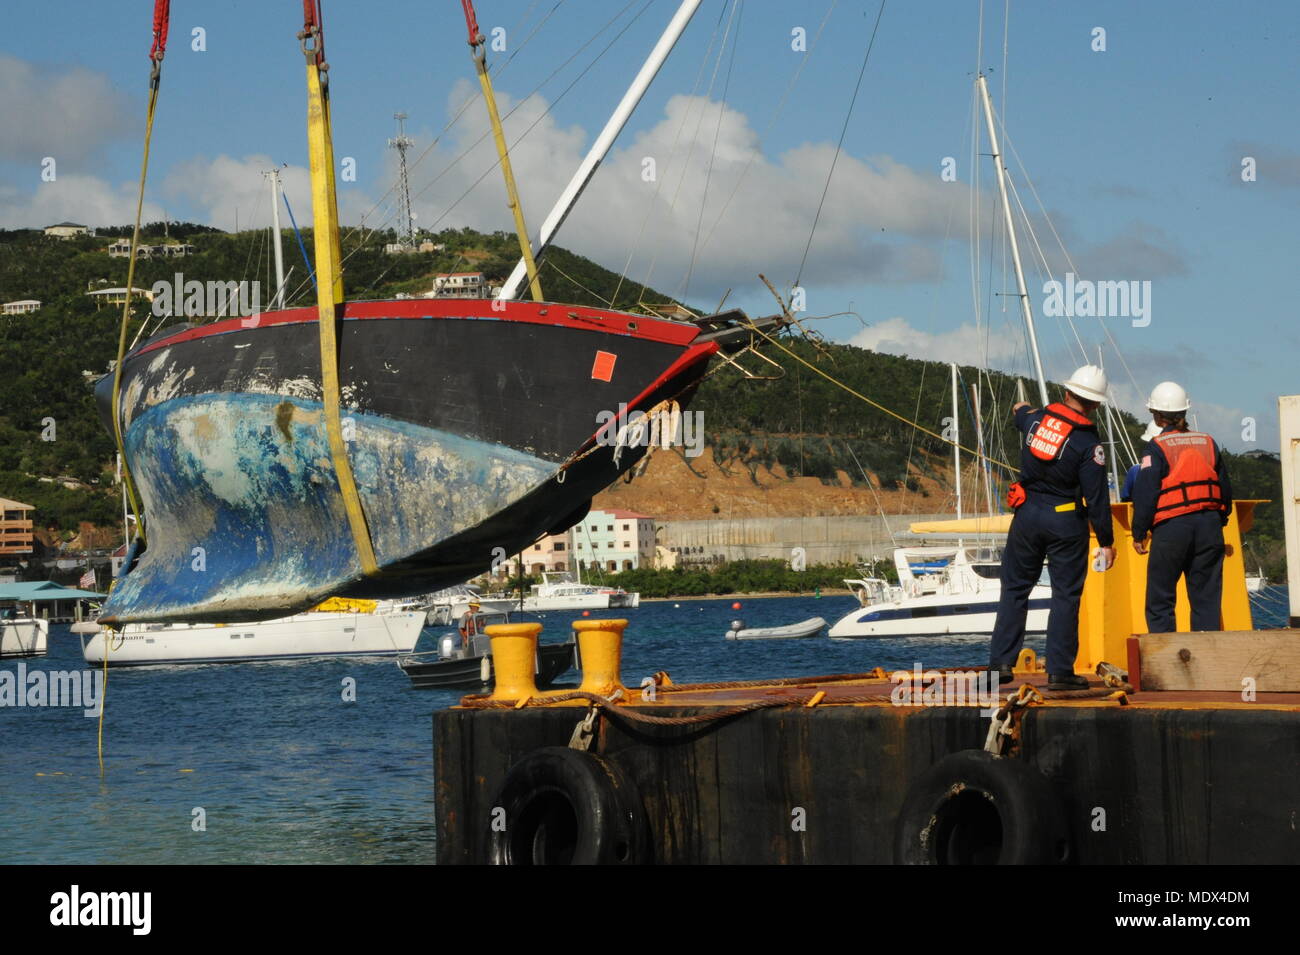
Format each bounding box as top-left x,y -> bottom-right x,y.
1140,455 -> 1152,468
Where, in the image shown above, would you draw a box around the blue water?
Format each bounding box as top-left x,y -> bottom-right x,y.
1,589 -> 1287,864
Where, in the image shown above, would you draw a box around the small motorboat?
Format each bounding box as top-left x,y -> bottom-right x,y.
725,616 -> 827,641
397,609 -> 575,690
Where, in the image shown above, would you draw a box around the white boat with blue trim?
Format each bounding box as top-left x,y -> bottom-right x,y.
829,544 -> 1050,639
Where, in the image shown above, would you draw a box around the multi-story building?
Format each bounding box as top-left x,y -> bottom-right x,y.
427,272 -> 484,298
0,498 -> 34,556
521,530 -> 572,575
573,508 -> 655,573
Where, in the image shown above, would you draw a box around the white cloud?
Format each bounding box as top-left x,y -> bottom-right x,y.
849,316 -> 1029,369
398,85 -> 964,300
0,54 -> 134,164
161,155 -> 320,232
0,175 -> 166,230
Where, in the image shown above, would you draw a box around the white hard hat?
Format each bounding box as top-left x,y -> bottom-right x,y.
1063,364 -> 1109,403
1147,381 -> 1190,413
1141,420 -> 1162,442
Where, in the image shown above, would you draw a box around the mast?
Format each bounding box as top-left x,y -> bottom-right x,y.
972,382 -> 995,516
951,363 -> 962,521
498,0 -> 704,301
264,167 -> 286,310
977,73 -> 1048,407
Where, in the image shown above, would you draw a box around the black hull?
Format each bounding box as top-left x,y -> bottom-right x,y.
97,299 -> 716,623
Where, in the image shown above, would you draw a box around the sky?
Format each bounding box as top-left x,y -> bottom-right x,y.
2,1 -> 1297,450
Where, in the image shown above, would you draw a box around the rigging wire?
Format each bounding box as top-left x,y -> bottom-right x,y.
694,0 -> 839,261
680,0 -> 744,300
634,0 -> 739,300
411,1 -> 654,238
740,319 -> 1015,473
280,0 -> 631,308
793,0 -> 887,290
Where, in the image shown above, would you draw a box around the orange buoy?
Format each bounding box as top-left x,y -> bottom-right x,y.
732,602 -> 741,610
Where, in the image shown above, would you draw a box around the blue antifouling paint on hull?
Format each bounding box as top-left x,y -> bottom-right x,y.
101,393 -> 553,623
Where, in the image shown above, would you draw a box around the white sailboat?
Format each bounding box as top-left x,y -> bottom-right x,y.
79,598 -> 426,667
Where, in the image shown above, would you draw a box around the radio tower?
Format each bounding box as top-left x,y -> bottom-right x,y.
388,112 -> 416,249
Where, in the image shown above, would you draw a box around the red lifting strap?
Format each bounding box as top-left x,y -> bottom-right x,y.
149,0 -> 170,62
461,0 -> 482,46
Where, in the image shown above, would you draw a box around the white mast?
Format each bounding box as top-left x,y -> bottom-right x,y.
264,168 -> 287,311
951,362 -> 962,521
972,382 -> 995,516
497,0 -> 703,301
977,73 -> 1048,407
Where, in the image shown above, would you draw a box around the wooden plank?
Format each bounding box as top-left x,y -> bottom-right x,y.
1138,630 -> 1300,692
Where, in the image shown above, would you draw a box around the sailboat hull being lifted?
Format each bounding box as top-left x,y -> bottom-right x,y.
96,298 -> 718,624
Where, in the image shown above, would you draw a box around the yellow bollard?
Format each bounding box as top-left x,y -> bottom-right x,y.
486,622 -> 542,701
573,619 -> 628,696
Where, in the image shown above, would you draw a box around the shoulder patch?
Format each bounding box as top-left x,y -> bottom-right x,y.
1092,444 -> 1105,467
1140,454 -> 1152,468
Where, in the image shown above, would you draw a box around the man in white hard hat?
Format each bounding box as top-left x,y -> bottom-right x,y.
1130,381 -> 1233,632
989,365 -> 1115,690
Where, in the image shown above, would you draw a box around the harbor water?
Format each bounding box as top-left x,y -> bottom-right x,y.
1,591 -> 1287,864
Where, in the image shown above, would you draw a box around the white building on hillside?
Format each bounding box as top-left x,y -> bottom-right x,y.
44,222 -> 91,239
427,272 -> 484,298
2,300 -> 41,315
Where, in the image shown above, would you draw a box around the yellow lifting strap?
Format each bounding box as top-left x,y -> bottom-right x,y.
304,36 -> 378,577
463,1 -> 543,302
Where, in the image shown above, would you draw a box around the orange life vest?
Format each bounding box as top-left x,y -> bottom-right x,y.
1152,431 -> 1223,524
1026,403 -> 1092,461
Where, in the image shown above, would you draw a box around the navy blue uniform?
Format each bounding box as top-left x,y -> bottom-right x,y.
990,404 -> 1113,674
1131,429 -> 1232,632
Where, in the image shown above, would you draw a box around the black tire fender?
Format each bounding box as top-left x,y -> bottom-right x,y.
893,749 -> 1070,865
487,746 -> 648,865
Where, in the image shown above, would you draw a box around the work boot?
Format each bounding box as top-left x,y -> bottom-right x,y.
1048,672 -> 1089,690
995,664 -> 1014,685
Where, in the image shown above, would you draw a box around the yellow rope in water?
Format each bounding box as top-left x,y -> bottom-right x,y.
305,51 -> 378,576
97,631 -> 109,774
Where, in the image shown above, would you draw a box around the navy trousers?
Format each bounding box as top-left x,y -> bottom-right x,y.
1146,509 -> 1225,633
989,500 -> 1089,675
